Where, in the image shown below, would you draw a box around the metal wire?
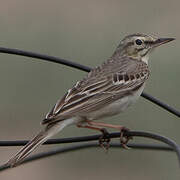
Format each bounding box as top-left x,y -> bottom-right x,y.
1,131 -> 180,171
0,47 -> 179,118
0,143 -> 173,171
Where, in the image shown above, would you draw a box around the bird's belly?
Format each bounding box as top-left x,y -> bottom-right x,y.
86,83 -> 145,120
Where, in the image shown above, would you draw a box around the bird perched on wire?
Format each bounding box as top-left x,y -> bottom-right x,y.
6,33 -> 174,167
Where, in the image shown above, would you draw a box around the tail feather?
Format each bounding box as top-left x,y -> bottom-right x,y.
6,131 -> 48,167
5,119 -> 74,167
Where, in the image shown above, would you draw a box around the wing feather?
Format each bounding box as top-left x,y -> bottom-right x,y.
42,56 -> 149,125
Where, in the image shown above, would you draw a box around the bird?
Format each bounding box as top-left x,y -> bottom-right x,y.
6,33 -> 174,167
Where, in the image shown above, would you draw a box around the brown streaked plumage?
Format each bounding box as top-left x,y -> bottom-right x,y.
43,56 -> 149,123
5,33 -> 175,167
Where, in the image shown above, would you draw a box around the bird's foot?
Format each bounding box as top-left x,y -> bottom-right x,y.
99,128 -> 111,151
120,127 -> 132,149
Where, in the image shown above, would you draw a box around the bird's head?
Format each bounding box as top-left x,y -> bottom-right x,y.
115,33 -> 175,64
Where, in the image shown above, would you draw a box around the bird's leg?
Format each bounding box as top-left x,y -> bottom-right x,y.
77,123 -> 110,151
86,121 -> 132,149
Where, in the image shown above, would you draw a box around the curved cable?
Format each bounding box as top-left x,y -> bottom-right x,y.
0,143 -> 173,171
0,130 -> 180,171
0,47 -> 179,117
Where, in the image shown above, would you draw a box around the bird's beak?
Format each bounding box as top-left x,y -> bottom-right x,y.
153,38 -> 175,47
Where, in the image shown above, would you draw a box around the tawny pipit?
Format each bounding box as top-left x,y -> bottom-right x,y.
6,33 -> 174,167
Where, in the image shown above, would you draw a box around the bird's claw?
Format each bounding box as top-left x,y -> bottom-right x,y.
99,128 -> 111,151
120,127 -> 132,149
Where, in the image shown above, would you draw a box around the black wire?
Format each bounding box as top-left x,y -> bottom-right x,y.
0,47 -> 91,72
0,143 -> 173,171
1,130 -> 180,171
142,92 -> 180,117
0,131 -> 178,149
0,47 -> 179,118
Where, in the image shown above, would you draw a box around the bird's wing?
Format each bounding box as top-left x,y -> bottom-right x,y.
42,56 -> 149,125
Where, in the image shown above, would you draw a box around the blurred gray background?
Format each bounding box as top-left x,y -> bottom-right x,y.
0,0 -> 180,179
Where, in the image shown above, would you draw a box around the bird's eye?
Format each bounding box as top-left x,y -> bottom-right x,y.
135,39 -> 142,45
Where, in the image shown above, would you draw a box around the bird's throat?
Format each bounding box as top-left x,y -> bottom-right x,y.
141,54 -> 149,65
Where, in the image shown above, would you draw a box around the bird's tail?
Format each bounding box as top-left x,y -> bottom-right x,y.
5,119 -> 74,167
